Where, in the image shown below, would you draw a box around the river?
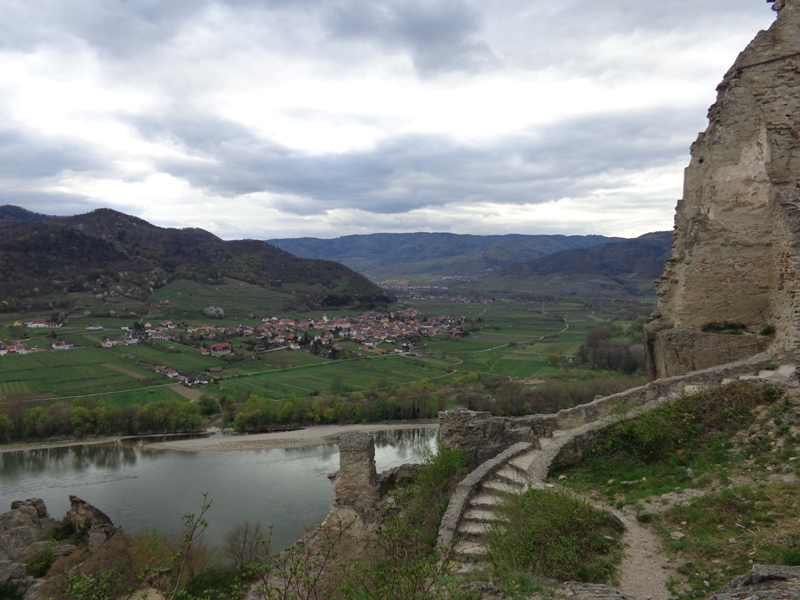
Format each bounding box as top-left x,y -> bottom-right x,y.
0,427 -> 438,551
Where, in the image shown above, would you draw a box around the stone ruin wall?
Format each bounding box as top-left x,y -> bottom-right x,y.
646,0 -> 800,378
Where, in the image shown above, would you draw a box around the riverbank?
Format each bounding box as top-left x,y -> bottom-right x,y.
146,421 -> 438,452
0,422 -> 438,454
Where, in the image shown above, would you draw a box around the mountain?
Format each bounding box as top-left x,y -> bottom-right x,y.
0,205 -> 57,223
468,231 -> 673,298
268,232 -> 620,280
0,207 -> 391,309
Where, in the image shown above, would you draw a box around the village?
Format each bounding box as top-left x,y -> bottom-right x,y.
1,308 -> 474,385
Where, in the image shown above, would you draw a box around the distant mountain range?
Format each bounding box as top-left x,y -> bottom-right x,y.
471,231 -> 673,298
0,205 -> 391,309
0,205 -> 672,309
269,231 -> 673,299
268,232 -> 619,279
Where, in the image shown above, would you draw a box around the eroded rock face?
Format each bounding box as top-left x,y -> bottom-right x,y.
646,1 -> 800,378
65,495 -> 119,552
0,499 -> 58,562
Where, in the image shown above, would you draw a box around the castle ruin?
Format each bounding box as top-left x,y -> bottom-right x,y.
645,0 -> 800,378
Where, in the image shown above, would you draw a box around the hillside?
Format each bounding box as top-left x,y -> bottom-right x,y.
466,231 -> 673,298
268,232 -> 618,280
0,206 -> 391,311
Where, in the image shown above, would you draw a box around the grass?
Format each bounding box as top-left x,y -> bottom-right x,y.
553,382 -> 800,599
655,484 -> 800,596
483,488 -> 624,596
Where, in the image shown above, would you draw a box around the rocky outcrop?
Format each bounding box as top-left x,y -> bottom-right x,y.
0,499 -> 59,591
708,565 -> 800,600
64,495 -> 119,552
645,0 -> 800,378
0,496 -> 126,598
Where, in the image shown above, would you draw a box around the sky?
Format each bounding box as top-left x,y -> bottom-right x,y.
0,0 -> 778,240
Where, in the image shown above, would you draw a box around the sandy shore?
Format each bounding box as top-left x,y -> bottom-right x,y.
0,422 -> 438,454
146,422 -> 438,452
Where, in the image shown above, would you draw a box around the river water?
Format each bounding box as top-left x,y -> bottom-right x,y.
0,427 -> 438,551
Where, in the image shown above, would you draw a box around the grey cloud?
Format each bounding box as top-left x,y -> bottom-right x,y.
0,128 -> 110,179
324,0 -> 499,75
131,106 -> 694,217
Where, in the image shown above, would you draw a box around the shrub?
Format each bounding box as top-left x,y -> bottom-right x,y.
184,567 -> 243,600
760,324 -> 776,336
26,546 -> 57,577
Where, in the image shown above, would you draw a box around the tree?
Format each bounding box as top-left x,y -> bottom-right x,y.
223,521 -> 267,573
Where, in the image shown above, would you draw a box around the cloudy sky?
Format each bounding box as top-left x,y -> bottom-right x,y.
0,0 -> 777,240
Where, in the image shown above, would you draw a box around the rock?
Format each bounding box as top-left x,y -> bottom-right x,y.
65,496 -> 119,552
0,560 -> 26,581
670,531 -> 687,541
0,499 -> 58,561
645,0 -> 800,377
708,565 -> 800,600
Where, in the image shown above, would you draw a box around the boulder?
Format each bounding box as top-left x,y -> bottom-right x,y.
0,499 -> 58,561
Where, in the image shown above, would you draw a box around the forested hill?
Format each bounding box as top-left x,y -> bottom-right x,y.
470,231 -> 673,298
0,206 -> 391,308
268,232 -> 619,279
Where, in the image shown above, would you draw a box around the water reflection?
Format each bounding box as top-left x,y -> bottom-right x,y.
0,426 -> 437,551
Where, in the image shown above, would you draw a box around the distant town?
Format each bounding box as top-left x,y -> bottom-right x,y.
2,308 -> 477,385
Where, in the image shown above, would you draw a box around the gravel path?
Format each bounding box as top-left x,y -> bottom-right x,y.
616,506 -> 677,600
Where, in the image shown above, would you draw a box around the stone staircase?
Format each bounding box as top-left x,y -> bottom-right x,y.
450,445 -> 540,564
438,358 -> 798,573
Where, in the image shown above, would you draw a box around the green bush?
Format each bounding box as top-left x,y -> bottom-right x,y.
26,546 -> 57,577
485,488 -> 623,588
184,567 -> 243,600
592,383 -> 772,467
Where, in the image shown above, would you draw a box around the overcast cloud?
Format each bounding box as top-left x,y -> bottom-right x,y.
0,0 -> 777,239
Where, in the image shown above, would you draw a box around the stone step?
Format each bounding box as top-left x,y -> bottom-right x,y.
496,465 -> 530,487
482,478 -> 526,495
463,508 -> 501,523
457,521 -> 490,539
469,492 -> 504,509
453,540 -> 488,560
508,449 -> 539,473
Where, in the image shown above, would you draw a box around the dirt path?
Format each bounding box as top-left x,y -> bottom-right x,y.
616,506 -> 678,600
169,383 -> 203,401
102,363 -> 147,379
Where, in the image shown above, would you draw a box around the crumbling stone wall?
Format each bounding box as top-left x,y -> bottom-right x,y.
646,0 -> 800,378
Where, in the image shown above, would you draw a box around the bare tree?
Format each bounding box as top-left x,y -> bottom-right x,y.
224,521 -> 267,573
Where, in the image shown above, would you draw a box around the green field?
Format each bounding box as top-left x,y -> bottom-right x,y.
0,299 -> 620,405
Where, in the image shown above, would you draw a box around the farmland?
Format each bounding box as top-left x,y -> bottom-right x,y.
0,296 -> 645,407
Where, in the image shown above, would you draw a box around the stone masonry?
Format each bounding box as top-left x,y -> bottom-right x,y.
645,0 -> 800,378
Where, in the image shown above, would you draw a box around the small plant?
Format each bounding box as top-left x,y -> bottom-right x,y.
26,545 -> 57,577
64,570 -> 119,600
760,324 -> 776,336
50,520 -> 88,546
